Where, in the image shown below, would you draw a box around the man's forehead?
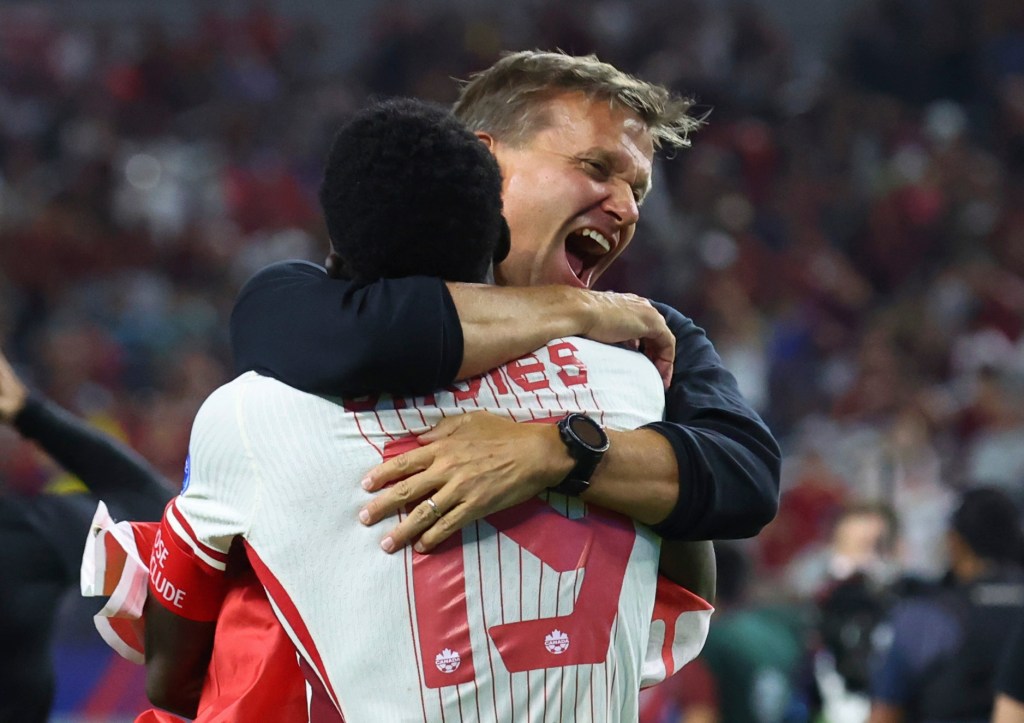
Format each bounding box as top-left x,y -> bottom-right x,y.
540,96 -> 653,161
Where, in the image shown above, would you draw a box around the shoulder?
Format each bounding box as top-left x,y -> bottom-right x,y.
553,335 -> 663,390
648,300 -> 720,363
236,260 -> 329,296
649,300 -> 693,332
887,594 -> 961,640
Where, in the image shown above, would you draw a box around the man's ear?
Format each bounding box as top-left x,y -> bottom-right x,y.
494,217 -> 511,264
475,131 -> 495,151
324,251 -> 349,279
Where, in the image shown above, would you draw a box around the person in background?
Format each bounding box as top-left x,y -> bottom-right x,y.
704,543 -> 809,723
0,350 -> 170,722
869,487 -> 1024,723
992,606 -> 1024,723
639,657 -> 720,723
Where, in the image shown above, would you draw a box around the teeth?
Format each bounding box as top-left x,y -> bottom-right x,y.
580,228 -> 611,253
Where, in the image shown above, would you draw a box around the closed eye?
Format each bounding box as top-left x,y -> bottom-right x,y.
581,158 -> 611,179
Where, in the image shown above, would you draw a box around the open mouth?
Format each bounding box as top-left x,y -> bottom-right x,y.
565,228 -> 612,284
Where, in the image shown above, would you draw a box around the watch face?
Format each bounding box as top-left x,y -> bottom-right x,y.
571,416 -> 605,448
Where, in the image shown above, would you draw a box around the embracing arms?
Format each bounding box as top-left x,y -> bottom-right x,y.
230,262 -> 780,542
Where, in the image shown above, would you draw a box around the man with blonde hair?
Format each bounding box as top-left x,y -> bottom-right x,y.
231,50 -> 780,555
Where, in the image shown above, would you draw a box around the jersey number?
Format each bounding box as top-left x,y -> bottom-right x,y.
383,431 -> 636,689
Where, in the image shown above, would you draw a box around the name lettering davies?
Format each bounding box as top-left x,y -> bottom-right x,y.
150,529 -> 187,608
344,342 -> 588,412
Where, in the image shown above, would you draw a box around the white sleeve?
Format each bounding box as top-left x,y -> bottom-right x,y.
640,576 -> 715,688
172,379 -> 262,555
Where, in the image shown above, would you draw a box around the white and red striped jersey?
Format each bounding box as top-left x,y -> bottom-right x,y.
152,337 -> 713,722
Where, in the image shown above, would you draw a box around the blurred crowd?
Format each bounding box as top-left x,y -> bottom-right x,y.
4,0 -> 1024,720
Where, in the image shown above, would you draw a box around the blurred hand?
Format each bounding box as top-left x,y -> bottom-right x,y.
581,291 -> 675,388
0,351 -> 28,424
358,412 -> 574,554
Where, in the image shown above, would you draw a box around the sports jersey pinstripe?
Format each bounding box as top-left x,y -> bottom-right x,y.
157,337 -> 712,722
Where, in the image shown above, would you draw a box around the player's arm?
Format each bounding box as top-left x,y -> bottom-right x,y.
229,260 -> 674,394
0,350 -> 170,520
142,501 -> 232,717
142,384 -> 255,716
658,539 -> 715,602
144,598 -> 216,717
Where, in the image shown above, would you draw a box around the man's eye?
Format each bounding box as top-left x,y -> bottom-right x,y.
583,159 -> 609,177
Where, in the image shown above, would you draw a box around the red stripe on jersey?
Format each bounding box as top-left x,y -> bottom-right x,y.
472,523 -> 500,723
298,657 -> 346,723
102,533 -> 127,596
651,575 -> 713,678
244,542 -> 344,717
412,531 -> 477,688
400,516 -> 430,723
349,410 -> 383,457
167,500 -> 229,564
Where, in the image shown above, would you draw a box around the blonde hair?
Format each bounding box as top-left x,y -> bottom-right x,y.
454,50 -> 703,150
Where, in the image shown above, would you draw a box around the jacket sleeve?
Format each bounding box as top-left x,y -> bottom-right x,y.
644,302 -> 781,540
229,260 -> 464,396
13,395 -> 171,522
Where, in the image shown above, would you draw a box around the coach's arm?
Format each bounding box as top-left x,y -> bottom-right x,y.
230,262 -> 780,540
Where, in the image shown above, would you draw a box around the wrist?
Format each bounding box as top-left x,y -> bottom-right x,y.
548,413 -> 609,497
538,424 -> 576,487
550,286 -> 594,338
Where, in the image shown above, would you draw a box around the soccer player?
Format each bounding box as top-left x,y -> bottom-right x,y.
144,98 -> 714,721
229,50 -> 781,558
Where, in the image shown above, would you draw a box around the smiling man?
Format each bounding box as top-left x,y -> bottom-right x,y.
484,93 -> 653,289
230,50 -> 780,553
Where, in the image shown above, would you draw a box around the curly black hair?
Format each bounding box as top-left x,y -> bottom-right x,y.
952,487 -> 1024,564
320,97 -> 508,283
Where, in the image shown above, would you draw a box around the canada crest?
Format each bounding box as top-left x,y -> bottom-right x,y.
544,629 -> 570,654
435,648 -> 461,673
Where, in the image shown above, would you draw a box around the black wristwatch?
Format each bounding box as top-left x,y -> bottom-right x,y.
549,413 -> 610,497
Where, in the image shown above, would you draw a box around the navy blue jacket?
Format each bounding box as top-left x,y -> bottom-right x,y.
229,260 -> 781,540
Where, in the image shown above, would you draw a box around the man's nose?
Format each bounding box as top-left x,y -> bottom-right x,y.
602,181 -> 640,227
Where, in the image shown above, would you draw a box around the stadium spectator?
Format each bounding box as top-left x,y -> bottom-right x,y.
869,487 -> 1024,723
992,606 -> 1024,723
0,349 -> 170,721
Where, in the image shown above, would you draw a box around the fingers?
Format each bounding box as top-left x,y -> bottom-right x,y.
360,446 -> 432,492
378,497 -> 464,554
359,466 -> 430,524
655,357 -> 674,389
640,326 -> 676,389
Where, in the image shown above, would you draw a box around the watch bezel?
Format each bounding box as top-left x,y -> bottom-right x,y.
550,413 -> 609,497
564,413 -> 610,454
